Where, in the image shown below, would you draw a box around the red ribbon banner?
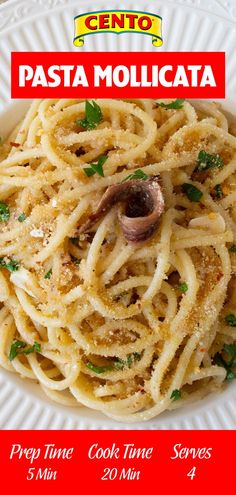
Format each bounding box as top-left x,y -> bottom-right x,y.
11,52 -> 225,98
0,430 -> 234,495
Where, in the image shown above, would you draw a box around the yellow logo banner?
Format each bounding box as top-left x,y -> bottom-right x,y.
74,10 -> 163,47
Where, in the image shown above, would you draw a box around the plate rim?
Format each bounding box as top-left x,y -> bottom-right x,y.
1,0 -> 236,35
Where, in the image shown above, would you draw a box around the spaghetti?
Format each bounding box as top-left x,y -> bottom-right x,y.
0,98 -> 235,422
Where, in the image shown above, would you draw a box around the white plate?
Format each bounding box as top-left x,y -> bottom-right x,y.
0,0 -> 236,429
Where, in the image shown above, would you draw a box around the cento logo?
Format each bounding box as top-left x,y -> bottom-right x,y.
73,10 -> 163,47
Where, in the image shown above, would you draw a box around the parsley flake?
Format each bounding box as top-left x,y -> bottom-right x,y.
214,184 -> 224,199
0,202 -> 10,222
114,353 -> 142,370
84,155 -> 108,178
230,244 -> 236,253
24,341 -> 41,355
18,213 -> 27,222
44,268 -> 52,280
214,343 -> 236,381
113,358 -> 127,370
225,314 -> 236,327
171,389 -> 181,401
196,150 -> 224,172
178,282 -> 188,294
9,341 -> 26,361
182,183 -> 203,202
86,353 -> 142,374
122,169 -> 148,182
224,343 -> 236,358
126,355 -> 133,368
9,340 -> 41,361
158,99 -> 185,110
76,100 -> 103,130
0,258 -> 19,272
86,362 -> 114,374
226,370 -> 236,380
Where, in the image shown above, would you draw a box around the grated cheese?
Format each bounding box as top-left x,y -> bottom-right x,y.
30,229 -> 44,238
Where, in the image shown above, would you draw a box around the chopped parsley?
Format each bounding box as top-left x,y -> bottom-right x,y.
86,353 -> 142,374
113,356 -> 131,370
44,268 -> 52,280
178,282 -> 188,294
171,389 -> 181,401
84,155 -> 108,178
133,352 -> 142,360
230,244 -> 236,253
9,341 -> 26,361
195,150 -> 224,172
76,100 -> 103,130
113,353 -> 142,370
126,355 -> 133,367
0,258 -> 19,272
23,341 -> 41,355
18,213 -> 27,222
86,363 -> 114,374
225,314 -> 236,327
214,344 -> 236,381
182,183 -> 203,202
122,169 -> 148,182
0,202 -> 10,222
214,184 -> 224,199
158,99 -> 185,110
9,340 -> 41,361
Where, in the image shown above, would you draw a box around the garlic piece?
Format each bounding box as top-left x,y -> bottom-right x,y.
10,268 -> 36,298
30,229 -> 44,238
189,212 -> 225,234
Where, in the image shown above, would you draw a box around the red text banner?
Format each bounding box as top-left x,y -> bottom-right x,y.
0,430 -> 234,495
11,52 -> 225,98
